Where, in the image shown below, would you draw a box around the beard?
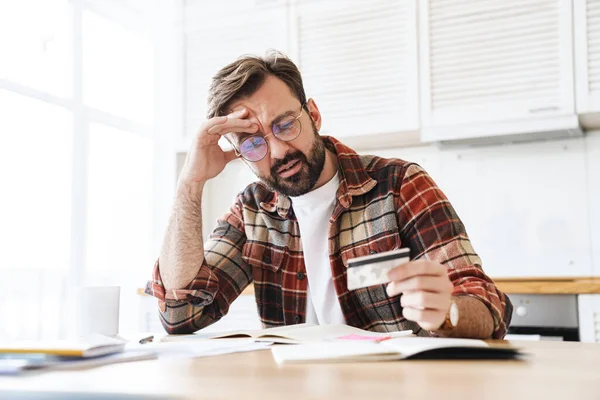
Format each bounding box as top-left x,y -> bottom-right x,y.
256,120 -> 326,197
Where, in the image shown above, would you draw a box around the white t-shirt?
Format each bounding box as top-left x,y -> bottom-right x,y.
289,172 -> 346,325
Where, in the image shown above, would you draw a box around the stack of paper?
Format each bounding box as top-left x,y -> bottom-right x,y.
127,338 -> 272,359
271,337 -> 521,364
0,334 -> 156,375
0,334 -> 125,358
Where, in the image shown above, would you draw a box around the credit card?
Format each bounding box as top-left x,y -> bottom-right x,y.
346,248 -> 410,290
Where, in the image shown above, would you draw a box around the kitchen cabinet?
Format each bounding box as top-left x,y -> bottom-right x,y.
292,0 -> 419,148
419,0 -> 579,143
579,294 -> 600,342
575,0 -> 600,124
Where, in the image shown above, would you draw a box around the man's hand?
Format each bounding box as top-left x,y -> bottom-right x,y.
179,108 -> 258,185
386,260 -> 454,331
160,109 -> 258,290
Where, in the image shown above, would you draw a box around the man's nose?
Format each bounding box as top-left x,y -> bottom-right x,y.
267,134 -> 291,160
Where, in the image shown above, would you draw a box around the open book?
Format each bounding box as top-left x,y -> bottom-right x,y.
0,334 -> 125,358
163,324 -> 413,344
271,337 -> 521,363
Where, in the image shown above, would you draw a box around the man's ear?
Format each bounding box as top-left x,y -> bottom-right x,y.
305,98 -> 322,132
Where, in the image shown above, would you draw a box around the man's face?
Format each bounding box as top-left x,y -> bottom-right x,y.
226,76 -> 326,197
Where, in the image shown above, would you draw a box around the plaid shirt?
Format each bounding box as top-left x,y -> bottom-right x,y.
146,136 -> 512,338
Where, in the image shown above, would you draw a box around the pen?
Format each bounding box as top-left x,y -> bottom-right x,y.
139,335 -> 154,344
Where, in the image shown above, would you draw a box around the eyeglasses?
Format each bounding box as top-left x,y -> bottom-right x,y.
225,103 -> 305,162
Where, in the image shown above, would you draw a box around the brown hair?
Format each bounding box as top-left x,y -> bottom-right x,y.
206,50 -> 307,119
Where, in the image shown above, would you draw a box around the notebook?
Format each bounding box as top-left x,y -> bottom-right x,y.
163,324 -> 413,344
271,337 -> 521,364
0,350 -> 156,375
0,334 -> 125,358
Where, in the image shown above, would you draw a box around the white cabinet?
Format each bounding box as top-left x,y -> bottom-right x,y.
579,294 -> 600,342
181,0 -> 585,148
419,0 -> 578,143
181,1 -> 289,152
575,0 -> 600,122
292,0 -> 419,149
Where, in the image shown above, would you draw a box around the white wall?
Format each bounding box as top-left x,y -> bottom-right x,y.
374,133 -> 598,278
588,131 -> 600,276
197,131 -> 600,279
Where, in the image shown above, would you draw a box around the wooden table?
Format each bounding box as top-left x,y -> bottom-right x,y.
0,340 -> 599,399
494,276 -> 600,294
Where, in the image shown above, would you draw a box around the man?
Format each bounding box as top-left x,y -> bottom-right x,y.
146,51 -> 512,339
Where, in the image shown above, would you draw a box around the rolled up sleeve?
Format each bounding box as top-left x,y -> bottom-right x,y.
396,164 -> 513,339
145,195 -> 252,334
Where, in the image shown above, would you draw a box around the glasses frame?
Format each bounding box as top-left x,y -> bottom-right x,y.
224,103 -> 306,162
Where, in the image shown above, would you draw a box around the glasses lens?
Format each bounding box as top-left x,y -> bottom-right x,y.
273,118 -> 301,141
240,136 -> 268,162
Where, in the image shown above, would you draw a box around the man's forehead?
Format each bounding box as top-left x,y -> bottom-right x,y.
227,75 -> 298,117
228,99 -> 295,120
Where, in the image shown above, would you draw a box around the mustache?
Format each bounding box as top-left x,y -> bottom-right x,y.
271,151 -> 307,174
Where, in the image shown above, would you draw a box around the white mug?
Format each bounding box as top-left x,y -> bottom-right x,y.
76,286 -> 121,337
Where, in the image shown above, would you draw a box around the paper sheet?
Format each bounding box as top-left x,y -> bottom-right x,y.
127,338 -> 272,359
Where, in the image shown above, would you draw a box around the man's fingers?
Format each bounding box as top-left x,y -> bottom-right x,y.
203,108 -> 249,133
386,276 -> 451,297
387,260 -> 445,281
207,118 -> 253,134
227,108 -> 248,118
201,116 -> 228,132
208,125 -> 259,138
400,291 -> 449,311
402,307 -> 445,331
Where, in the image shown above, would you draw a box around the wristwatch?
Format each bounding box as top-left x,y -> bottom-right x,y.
439,300 -> 459,330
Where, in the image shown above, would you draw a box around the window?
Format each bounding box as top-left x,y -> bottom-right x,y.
0,90 -> 72,270
85,123 -> 154,286
0,1 -> 157,339
0,0 -> 71,97
0,90 -> 72,340
82,10 -> 154,123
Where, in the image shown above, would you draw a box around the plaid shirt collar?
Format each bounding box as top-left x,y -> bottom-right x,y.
260,136 -> 378,218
